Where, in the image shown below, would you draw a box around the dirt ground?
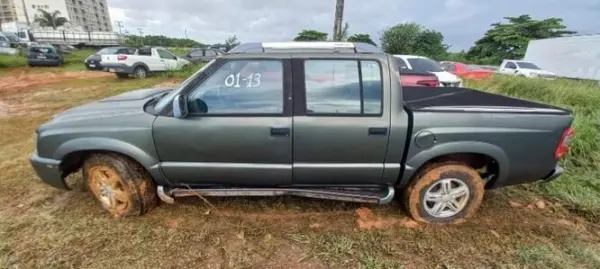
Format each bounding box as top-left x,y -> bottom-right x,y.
1,71 -> 599,269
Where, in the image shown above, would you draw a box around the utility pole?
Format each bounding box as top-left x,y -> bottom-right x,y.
138,28 -> 143,46
332,0 -> 344,41
21,0 -> 31,26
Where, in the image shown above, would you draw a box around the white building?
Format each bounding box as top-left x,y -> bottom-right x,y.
4,0 -> 112,31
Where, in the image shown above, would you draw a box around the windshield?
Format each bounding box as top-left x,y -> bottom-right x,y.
97,47 -> 121,55
154,59 -> 217,111
407,58 -> 443,72
516,62 -> 541,70
1,32 -> 20,42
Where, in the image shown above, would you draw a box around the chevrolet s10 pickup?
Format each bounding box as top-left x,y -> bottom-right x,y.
29,42 -> 574,224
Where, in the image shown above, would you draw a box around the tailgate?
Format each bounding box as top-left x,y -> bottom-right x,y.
101,54 -> 120,64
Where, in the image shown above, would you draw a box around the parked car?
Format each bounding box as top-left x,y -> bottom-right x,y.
394,55 -> 463,87
439,61 -> 495,80
0,39 -> 18,55
400,69 -> 439,87
101,46 -> 191,78
180,48 -> 224,63
27,45 -> 63,67
30,41 -> 573,224
498,60 -> 556,79
84,47 -> 137,70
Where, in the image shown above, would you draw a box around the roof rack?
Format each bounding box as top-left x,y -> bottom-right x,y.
227,41 -> 382,54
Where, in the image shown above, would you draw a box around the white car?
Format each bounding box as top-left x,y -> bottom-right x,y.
498,60 -> 556,79
101,46 -> 191,78
393,55 -> 462,87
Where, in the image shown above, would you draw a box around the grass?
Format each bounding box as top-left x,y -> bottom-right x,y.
1,69 -> 600,268
467,75 -> 600,219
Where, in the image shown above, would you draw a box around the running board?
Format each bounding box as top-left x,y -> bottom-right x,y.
157,186 -> 395,205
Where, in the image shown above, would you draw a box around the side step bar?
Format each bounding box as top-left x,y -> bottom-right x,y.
157,186 -> 395,205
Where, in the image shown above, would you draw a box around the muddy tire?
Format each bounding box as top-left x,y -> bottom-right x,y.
83,153 -> 158,218
403,162 -> 484,224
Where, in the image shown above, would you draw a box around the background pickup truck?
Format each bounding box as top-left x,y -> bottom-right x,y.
101,46 -> 191,79
29,42 -> 574,224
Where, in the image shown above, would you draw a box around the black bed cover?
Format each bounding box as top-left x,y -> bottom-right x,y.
402,86 -> 570,114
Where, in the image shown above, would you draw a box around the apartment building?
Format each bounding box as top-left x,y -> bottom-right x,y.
8,0 -> 112,31
0,0 -> 17,25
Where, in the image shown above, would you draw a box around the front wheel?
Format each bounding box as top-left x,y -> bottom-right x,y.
83,153 -> 158,218
403,162 -> 484,224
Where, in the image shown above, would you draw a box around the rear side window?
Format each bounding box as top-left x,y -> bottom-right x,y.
189,50 -> 203,57
304,60 -> 382,115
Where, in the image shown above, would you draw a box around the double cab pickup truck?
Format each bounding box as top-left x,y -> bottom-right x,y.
29,42 -> 574,224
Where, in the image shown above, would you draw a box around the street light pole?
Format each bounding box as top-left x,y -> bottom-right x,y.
21,0 -> 31,26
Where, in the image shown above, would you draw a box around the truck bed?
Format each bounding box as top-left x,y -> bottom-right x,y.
402,86 -> 570,114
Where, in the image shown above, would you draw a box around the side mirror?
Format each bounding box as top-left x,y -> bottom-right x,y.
173,94 -> 188,118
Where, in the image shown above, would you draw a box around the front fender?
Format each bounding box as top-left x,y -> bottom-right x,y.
53,137 -> 167,185
399,141 -> 509,187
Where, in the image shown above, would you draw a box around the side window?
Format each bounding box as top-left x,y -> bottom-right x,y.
187,60 -> 284,114
304,60 -> 382,115
505,62 -> 517,69
395,58 -> 408,69
0,36 -> 7,42
157,49 -> 176,60
441,63 -> 455,71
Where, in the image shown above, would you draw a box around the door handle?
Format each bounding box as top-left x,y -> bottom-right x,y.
368,127 -> 388,136
270,127 -> 290,137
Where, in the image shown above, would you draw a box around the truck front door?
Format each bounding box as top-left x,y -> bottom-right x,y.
156,49 -> 179,70
153,59 -> 293,186
291,58 -> 391,185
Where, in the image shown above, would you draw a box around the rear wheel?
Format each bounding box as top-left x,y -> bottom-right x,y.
133,66 -> 148,78
83,153 -> 158,218
403,162 -> 484,224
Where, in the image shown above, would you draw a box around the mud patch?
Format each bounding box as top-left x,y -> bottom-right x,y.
355,207 -> 420,230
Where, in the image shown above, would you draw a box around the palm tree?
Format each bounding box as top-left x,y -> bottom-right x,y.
34,10 -> 68,30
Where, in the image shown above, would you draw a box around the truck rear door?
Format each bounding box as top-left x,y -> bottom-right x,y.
291,58 -> 392,185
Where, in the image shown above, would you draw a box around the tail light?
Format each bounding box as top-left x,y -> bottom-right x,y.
117,55 -> 128,61
555,126 -> 574,159
417,80 -> 439,87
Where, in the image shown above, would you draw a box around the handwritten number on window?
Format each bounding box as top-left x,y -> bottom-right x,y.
224,73 -> 262,88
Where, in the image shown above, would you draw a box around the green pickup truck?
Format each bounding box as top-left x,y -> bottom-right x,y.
29,42 -> 574,224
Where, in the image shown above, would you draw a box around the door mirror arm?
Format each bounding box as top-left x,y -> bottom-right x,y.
173,94 -> 189,118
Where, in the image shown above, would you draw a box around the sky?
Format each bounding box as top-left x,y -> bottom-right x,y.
107,0 -> 600,51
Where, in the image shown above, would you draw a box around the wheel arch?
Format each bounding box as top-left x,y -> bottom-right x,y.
398,141 -> 509,188
132,62 -> 150,72
54,138 -> 167,185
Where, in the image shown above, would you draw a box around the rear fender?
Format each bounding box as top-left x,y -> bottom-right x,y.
399,141 -> 509,187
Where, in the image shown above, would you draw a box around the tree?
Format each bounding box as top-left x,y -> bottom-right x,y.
380,22 -> 449,59
33,9 -> 68,30
467,15 -> 576,64
124,34 -> 202,48
294,30 -> 328,41
347,33 -> 376,46
224,35 -> 240,51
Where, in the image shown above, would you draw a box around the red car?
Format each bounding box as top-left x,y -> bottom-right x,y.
440,61 -> 495,80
